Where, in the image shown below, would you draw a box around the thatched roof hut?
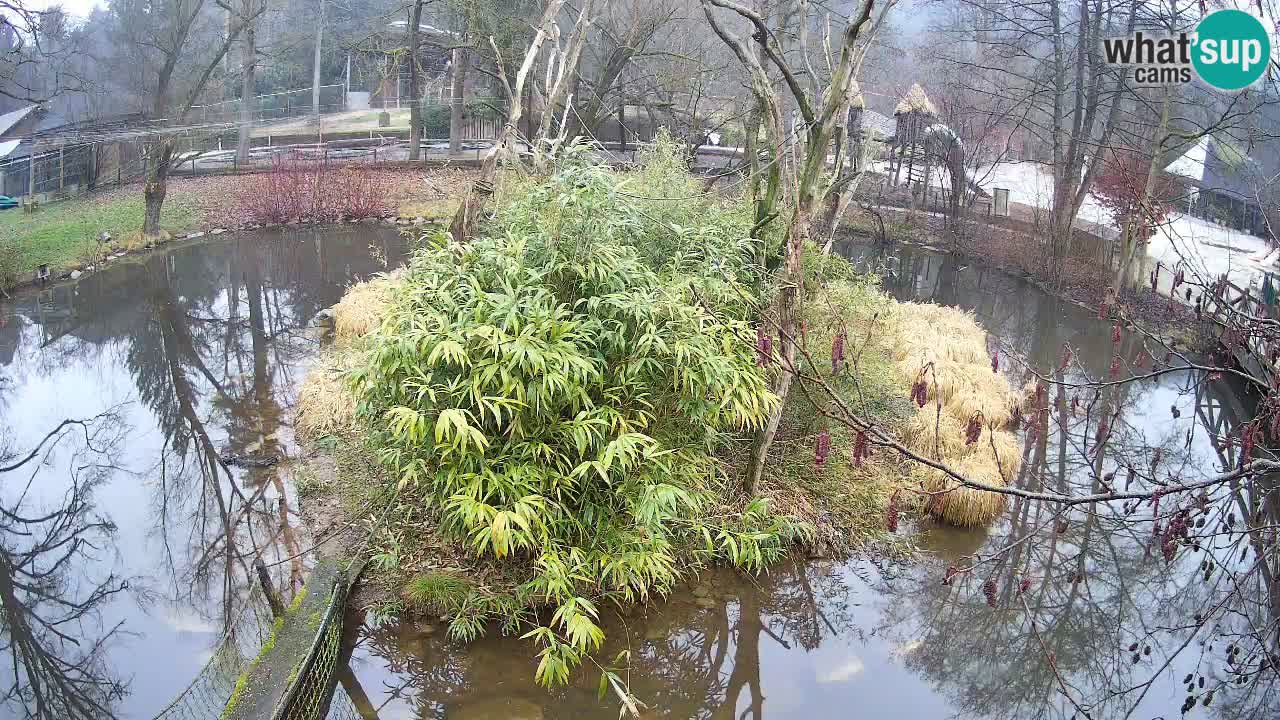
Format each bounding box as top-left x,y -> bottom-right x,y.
894,83 -> 938,117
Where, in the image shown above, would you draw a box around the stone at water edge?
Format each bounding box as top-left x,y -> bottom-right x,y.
70,270 -> 82,280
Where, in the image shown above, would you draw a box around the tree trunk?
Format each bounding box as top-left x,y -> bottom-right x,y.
407,0 -> 423,161
143,143 -> 173,239
236,18 -> 256,165
311,0 -> 324,124
744,205 -> 811,494
1111,87 -> 1172,296
449,47 -> 468,155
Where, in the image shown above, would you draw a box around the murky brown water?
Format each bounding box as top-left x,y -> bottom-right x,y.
0,227 -> 408,719
335,241 -> 1278,720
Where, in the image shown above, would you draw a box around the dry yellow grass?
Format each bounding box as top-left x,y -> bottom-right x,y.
917,454 -> 1009,527
889,300 -> 1020,527
296,360 -> 359,436
332,275 -> 395,346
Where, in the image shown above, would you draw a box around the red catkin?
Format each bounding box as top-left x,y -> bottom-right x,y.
886,491 -> 900,533
815,431 -> 832,470
964,414 -> 982,445
853,430 -> 869,466
756,327 -> 772,366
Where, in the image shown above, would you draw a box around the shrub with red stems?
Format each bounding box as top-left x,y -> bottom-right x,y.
237,154 -> 390,225
1093,147 -> 1181,239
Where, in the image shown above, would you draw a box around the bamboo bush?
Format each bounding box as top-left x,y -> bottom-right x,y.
346,145 -> 807,686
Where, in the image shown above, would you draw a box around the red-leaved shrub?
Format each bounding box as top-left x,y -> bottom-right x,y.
1093,148 -> 1181,239
237,154 -> 390,225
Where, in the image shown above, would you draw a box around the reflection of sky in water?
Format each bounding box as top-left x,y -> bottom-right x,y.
0,228 -> 407,719
339,242 -> 1271,720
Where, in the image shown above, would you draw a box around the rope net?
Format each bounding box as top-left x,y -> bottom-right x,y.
150,589 -> 276,720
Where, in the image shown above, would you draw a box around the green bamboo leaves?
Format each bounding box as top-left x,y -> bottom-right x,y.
349,142 -> 805,687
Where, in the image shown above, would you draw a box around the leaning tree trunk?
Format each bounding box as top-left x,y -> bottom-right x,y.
449,48 -> 468,155
143,143 -> 174,239
407,0 -> 423,161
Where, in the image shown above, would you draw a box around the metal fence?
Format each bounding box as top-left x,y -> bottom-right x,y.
0,140 -> 150,200
193,85 -> 347,125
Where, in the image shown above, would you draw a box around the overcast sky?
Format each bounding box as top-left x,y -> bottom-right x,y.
29,0 -> 102,18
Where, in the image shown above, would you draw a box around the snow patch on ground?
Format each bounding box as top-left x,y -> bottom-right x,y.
976,162 -> 1273,290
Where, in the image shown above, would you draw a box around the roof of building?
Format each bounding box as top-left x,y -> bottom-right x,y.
0,139 -> 20,159
1166,135 -> 1262,199
861,109 -> 895,138
894,84 -> 938,116
386,20 -> 459,39
0,105 -> 36,137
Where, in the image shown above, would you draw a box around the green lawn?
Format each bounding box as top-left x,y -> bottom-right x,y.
0,188 -> 203,278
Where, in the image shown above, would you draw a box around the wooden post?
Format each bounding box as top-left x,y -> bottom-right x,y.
58,147 -> 65,192
27,144 -> 36,198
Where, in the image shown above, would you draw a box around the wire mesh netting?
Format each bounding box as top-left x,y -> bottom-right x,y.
275,580 -> 347,720
149,589 -> 276,720
321,684 -> 370,720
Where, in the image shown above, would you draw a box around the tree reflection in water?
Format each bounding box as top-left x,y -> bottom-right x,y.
0,228 -> 407,718
0,411 -> 131,719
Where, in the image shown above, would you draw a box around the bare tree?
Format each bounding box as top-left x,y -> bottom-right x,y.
0,1 -> 88,107
701,0 -> 879,493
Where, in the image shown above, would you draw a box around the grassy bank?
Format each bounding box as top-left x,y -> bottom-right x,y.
0,187 -> 203,281
0,168 -> 475,290
292,141 -> 1022,692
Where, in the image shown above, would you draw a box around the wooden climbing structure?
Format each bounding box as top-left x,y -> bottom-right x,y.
888,83 -> 938,190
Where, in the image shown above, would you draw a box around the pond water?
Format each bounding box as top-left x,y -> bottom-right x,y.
3,231 -> 1273,720
0,227 -> 408,719
334,241 -> 1278,720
